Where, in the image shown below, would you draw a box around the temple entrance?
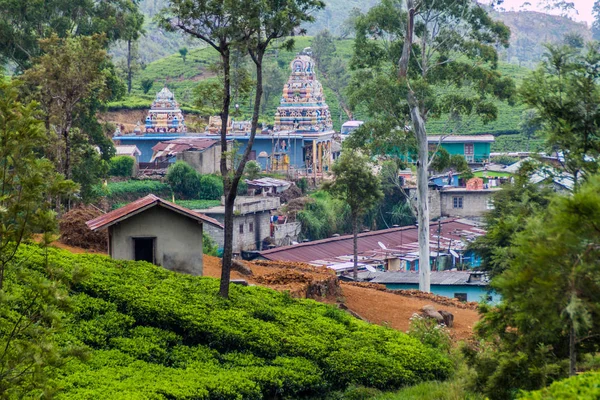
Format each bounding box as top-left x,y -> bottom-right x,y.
134,237 -> 155,264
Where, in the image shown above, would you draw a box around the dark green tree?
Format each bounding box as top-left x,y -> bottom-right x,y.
141,78 -> 154,94
22,34 -> 113,179
594,1 -> 600,41
521,44 -> 600,184
0,79 -> 76,289
324,150 -> 382,280
346,0 -> 514,291
179,47 -> 188,63
0,0 -> 144,71
474,176 -> 600,398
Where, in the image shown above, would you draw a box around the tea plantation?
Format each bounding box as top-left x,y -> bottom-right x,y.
4,245 -> 452,399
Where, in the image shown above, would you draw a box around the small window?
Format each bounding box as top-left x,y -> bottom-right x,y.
239,224 -> 244,234
453,196 -> 463,209
454,293 -> 467,302
249,222 -> 254,233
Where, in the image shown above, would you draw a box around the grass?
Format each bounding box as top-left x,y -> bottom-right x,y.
373,380 -> 486,400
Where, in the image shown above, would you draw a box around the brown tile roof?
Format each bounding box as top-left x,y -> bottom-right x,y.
86,194 -> 223,231
259,219 -> 485,263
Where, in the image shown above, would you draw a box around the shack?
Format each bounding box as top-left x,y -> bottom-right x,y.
86,194 -> 223,275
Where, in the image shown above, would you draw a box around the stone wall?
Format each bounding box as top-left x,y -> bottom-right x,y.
439,190 -> 496,218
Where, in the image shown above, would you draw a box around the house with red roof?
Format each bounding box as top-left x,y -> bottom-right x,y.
86,194 -> 223,276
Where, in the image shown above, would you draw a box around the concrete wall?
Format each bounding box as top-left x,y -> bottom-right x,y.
203,211 -> 272,253
440,190 -> 494,218
109,206 -> 204,275
178,145 -> 221,175
273,222 -> 301,246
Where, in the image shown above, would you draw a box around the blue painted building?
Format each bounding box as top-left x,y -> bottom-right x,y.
371,271 -> 499,303
113,130 -> 335,172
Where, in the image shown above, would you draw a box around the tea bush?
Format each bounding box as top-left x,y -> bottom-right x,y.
5,244 -> 453,398
518,371 -> 600,400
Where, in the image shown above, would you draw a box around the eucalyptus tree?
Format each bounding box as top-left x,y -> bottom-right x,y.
164,0 -> 323,298
346,0 -> 515,291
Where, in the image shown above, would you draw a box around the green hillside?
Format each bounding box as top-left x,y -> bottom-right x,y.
4,244 -> 452,398
112,36 -> 530,137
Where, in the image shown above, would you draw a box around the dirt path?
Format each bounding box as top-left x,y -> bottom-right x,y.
341,283 -> 479,340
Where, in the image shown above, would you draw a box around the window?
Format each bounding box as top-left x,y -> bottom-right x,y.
454,293 -> 467,302
239,224 -> 244,234
464,143 -> 474,162
249,222 -> 254,233
452,196 -> 463,209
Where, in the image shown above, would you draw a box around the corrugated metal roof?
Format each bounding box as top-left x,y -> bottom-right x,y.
371,271 -> 488,286
115,145 -> 141,157
259,219 -> 485,263
151,138 -> 218,161
86,194 -> 223,231
245,177 -> 291,188
427,135 -> 495,143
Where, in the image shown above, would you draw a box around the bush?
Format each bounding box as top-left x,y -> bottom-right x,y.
108,156 -> 135,177
518,371 -> 600,400
198,174 -> 224,200
5,244 -> 454,398
407,314 -> 451,354
491,155 -> 519,166
166,161 -> 202,199
244,160 -> 261,180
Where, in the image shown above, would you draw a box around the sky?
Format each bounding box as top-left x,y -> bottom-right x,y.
483,0 -> 595,26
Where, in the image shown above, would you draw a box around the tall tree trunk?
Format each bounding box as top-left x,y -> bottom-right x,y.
219,48 -> 233,299
409,90 -> 431,292
353,214 -> 358,281
127,39 -> 132,94
569,323 -> 577,376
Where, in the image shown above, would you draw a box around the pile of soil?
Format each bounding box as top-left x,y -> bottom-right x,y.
274,185 -> 303,204
203,256 -> 340,300
59,206 -> 108,252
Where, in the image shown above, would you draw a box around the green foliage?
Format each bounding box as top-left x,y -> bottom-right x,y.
472,176 -> 600,398
520,44 -> 600,180
98,180 -> 171,205
297,191 -> 352,240
179,47 -> 188,63
407,314 -> 451,354
518,371 -> 600,400
200,174 -> 226,200
469,163 -> 553,277
3,244 -> 453,398
490,155 -> 519,166
108,156 -> 135,177
140,78 -> 154,94
166,161 -> 203,200
202,232 -> 219,256
297,177 -> 308,194
0,0 -> 144,71
244,160 -> 262,180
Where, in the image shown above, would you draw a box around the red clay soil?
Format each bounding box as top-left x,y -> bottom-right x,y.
341,283 -> 479,341
204,256 -> 480,339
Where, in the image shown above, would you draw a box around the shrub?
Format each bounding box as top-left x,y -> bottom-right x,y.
244,160 -> 261,180
198,174 -> 224,200
518,371 -> 600,400
7,244 -> 454,398
108,156 -> 135,177
166,161 -> 202,199
491,155 -> 519,166
407,314 -> 451,354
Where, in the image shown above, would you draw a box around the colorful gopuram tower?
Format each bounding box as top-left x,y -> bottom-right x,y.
273,51 -> 333,132
144,87 -> 187,133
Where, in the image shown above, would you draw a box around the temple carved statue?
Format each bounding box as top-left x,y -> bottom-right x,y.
273,52 -> 333,132
144,87 -> 187,133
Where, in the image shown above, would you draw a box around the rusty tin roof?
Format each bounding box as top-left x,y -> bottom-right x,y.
86,194 -> 223,231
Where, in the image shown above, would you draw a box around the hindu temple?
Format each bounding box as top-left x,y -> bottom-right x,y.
144,87 -> 187,133
274,51 -> 333,132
